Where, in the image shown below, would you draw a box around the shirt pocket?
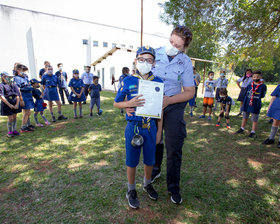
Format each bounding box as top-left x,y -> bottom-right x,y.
170,65 -> 184,83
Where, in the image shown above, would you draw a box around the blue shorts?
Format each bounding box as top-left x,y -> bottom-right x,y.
90,97 -> 100,109
125,120 -> 157,167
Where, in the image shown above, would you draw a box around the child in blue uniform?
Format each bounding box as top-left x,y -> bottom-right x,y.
14,64 -> 35,132
236,71 -> 267,138
89,76 -> 102,116
41,65 -> 67,122
68,69 -> 86,119
30,79 -> 50,126
114,46 -> 162,209
0,72 -> 21,137
262,84 -> 280,148
215,88 -> 233,129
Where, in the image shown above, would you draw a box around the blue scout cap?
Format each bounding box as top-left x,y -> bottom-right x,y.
30,79 -> 41,85
136,46 -> 155,58
0,72 -> 13,78
73,69 -> 79,74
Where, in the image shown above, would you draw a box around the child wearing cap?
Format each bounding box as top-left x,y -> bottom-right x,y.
41,65 -> 67,122
30,79 -> 50,126
215,88 -> 233,129
89,76 -> 102,116
199,71 -> 216,120
114,46 -> 162,209
235,70 -> 267,138
14,64 -> 36,132
0,72 -> 21,137
68,69 -> 86,119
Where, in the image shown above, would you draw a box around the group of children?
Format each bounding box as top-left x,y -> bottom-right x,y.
190,68 -> 280,148
0,63 -> 103,138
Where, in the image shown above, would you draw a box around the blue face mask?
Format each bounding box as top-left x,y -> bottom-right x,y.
220,73 -> 225,77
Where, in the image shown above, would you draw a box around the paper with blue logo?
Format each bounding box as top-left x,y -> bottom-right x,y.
135,79 -> 164,119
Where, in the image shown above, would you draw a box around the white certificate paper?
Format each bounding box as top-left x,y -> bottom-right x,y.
135,79 -> 164,119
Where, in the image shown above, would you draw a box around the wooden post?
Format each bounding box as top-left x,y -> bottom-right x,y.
141,0 -> 143,46
202,62 -> 206,94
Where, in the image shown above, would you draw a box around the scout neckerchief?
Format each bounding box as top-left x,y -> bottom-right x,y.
132,71 -> 154,131
249,81 -> 263,106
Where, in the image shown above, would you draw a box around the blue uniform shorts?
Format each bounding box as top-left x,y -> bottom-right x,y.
125,120 -> 157,167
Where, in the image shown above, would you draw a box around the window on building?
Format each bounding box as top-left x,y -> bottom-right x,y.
103,42 -> 108,47
97,70 -> 100,78
112,43 -> 117,48
93,41 -> 99,47
129,45 -> 133,49
82,39 -> 88,45
121,44 -> 126,48
110,67 -> 115,79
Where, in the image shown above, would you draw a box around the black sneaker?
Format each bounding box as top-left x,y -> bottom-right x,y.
90,112 -> 93,117
262,138 -> 275,145
126,190 -> 140,209
151,171 -> 161,183
20,127 -> 32,133
171,192 -> 182,205
28,125 -> 35,130
248,132 -> 257,138
143,184 -> 158,200
83,101 -> 86,104
58,115 -> 68,120
52,116 -> 57,122
235,128 -> 244,134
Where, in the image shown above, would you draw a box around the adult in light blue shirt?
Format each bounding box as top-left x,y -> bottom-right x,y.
151,26 -> 195,205
81,66 -> 94,104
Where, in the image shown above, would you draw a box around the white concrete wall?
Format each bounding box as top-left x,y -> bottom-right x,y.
0,5 -> 169,90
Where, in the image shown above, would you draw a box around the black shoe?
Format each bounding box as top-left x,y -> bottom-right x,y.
151,171 -> 161,183
28,125 -> 35,129
235,128 -> 244,134
248,132 -> 257,138
171,192 -> 182,205
90,112 -> 93,117
143,184 -> 158,200
83,101 -> 86,104
262,138 -> 275,145
80,115 -> 83,118
58,115 -> 68,120
126,190 -> 140,209
52,116 -> 57,122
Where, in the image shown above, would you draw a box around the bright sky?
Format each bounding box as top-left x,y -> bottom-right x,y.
0,0 -> 172,37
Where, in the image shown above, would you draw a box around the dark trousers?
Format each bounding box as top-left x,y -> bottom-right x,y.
194,86 -> 198,105
153,102 -> 187,194
84,84 -> 90,103
59,87 -> 70,104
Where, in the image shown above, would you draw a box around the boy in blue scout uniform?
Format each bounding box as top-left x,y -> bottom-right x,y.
30,79 -> 50,126
68,69 -> 86,119
0,72 -> 21,137
89,76 -> 102,116
114,46 -> 162,209
41,65 -> 67,122
14,64 -> 36,132
236,70 -> 267,138
55,63 -> 72,105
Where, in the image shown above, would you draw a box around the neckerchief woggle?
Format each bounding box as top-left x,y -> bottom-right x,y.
249,81 -> 263,106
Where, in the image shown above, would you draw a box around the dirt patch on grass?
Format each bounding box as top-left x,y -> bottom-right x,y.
34,160 -> 54,173
0,182 -> 16,199
75,146 -> 87,155
52,120 -> 74,132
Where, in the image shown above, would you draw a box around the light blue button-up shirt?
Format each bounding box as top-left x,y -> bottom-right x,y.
152,47 -> 194,96
81,72 -> 94,85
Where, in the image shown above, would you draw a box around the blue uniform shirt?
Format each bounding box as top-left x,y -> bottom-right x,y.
89,83 -> 102,98
152,47 -> 194,96
14,75 -> 33,92
271,84 -> 280,97
41,74 -> 59,88
68,78 -> 85,94
81,72 -> 94,85
32,88 -> 42,99
115,72 -> 163,122
0,83 -> 20,97
242,82 -> 267,114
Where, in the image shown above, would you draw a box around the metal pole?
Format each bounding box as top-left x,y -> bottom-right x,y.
141,0 -> 143,46
202,62 -> 206,94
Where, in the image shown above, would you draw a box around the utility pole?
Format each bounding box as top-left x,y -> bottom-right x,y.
141,0 -> 143,46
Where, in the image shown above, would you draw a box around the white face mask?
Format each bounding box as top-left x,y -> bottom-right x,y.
59,66 -> 63,71
136,61 -> 152,75
209,75 -> 214,79
165,41 -> 180,56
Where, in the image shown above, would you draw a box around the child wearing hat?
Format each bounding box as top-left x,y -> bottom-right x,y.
114,46 -> 162,209
41,65 -> 67,122
235,71 -> 267,138
89,76 -> 102,116
14,64 -> 35,132
30,79 -> 50,126
68,69 -> 86,119
0,72 -> 21,137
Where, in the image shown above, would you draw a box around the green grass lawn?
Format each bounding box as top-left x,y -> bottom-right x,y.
0,86 -> 280,224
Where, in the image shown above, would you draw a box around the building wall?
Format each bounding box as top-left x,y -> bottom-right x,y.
0,4 -> 169,90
